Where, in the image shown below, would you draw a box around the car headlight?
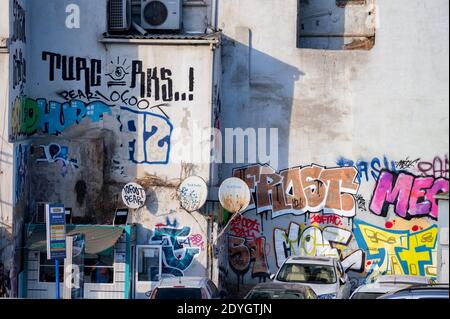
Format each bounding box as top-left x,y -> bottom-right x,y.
318,293 -> 337,299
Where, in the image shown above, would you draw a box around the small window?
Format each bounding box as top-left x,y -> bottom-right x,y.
39,253 -> 64,283
298,0 -> 376,50
84,249 -> 115,284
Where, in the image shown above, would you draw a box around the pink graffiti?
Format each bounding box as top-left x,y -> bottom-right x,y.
370,170 -> 449,220
189,234 -> 205,251
310,213 -> 343,226
230,215 -> 261,238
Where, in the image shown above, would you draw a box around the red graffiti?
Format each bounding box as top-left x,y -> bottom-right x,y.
230,215 -> 261,238
310,213 -> 343,226
189,234 -> 205,251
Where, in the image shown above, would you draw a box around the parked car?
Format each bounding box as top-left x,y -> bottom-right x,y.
244,282 -> 318,299
350,275 -> 432,299
377,284 -> 449,299
148,277 -> 220,299
271,256 -> 352,299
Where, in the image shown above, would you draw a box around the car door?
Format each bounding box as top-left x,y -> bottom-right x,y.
336,261 -> 351,299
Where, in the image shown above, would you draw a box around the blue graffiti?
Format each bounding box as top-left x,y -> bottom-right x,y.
336,156 -> 397,183
38,99 -> 112,134
121,107 -> 173,165
151,226 -> 200,276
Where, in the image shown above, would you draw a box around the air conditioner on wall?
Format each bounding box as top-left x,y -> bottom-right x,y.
108,0 -> 132,32
141,0 -> 182,31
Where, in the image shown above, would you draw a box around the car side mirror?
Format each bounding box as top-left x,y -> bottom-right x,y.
270,274 -> 276,281
339,277 -> 346,285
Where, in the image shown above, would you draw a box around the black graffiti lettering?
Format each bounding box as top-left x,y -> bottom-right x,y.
131,61 -> 145,98
91,59 -> 102,87
13,49 -> 26,91
42,52 -> 61,81
12,0 -> 26,43
189,67 -> 195,101
42,51 -> 102,93
161,68 -> 173,102
150,67 -> 160,101
62,56 -> 76,81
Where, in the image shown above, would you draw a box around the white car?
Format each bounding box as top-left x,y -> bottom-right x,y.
350,275 -> 433,299
148,277 -> 220,299
271,256 -> 352,299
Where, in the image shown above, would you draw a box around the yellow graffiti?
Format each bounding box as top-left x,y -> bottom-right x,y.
355,222 -> 438,278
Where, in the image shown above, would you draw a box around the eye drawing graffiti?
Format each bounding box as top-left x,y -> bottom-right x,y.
106,57 -> 130,87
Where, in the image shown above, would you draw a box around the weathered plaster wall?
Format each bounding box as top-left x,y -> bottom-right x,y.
218,0 -> 449,297
11,0 -> 220,281
1,0 -> 28,298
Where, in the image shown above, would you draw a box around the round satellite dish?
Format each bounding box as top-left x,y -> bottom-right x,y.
218,177 -> 251,213
122,182 -> 146,209
178,176 -> 208,212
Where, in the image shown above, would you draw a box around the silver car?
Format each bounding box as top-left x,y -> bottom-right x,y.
271,256 -> 352,299
378,284 -> 449,299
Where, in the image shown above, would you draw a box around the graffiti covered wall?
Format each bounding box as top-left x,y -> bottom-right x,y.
224,159 -> 449,296
15,0 -> 221,284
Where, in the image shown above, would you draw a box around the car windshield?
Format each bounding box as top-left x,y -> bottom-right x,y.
351,292 -> 385,299
276,263 -> 337,284
154,288 -> 202,299
247,289 -> 306,299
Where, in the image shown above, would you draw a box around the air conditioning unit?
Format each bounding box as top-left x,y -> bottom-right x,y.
141,0 -> 182,31
108,0 -> 132,32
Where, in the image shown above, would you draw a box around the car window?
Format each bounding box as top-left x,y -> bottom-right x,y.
276,263 -> 337,284
154,288 -> 202,299
247,289 -> 306,299
351,292 -> 385,299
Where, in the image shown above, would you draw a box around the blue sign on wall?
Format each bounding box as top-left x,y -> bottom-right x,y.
46,204 -> 66,260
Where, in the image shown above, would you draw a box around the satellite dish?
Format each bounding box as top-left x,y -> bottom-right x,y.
122,182 -> 146,209
218,177 -> 251,213
178,176 -> 208,212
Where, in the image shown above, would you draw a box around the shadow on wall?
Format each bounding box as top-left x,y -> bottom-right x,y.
219,34 -> 305,296
221,33 -> 305,175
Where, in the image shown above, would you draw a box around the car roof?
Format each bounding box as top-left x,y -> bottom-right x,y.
157,276 -> 208,288
251,282 -> 314,292
378,284 -> 450,299
375,275 -> 431,285
352,282 -> 413,294
285,256 -> 336,266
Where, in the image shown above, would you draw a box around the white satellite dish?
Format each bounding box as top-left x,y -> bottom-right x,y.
122,182 -> 146,209
218,177 -> 251,213
178,176 -> 208,212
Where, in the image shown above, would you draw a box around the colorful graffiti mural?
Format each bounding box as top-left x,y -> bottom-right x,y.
273,222 -> 365,272
369,169 -> 449,220
150,224 -> 200,277
11,97 -> 113,140
353,220 -> 438,280
233,164 -> 360,219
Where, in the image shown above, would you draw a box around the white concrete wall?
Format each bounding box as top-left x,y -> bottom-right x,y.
218,0 -> 449,297
11,0 -> 220,287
